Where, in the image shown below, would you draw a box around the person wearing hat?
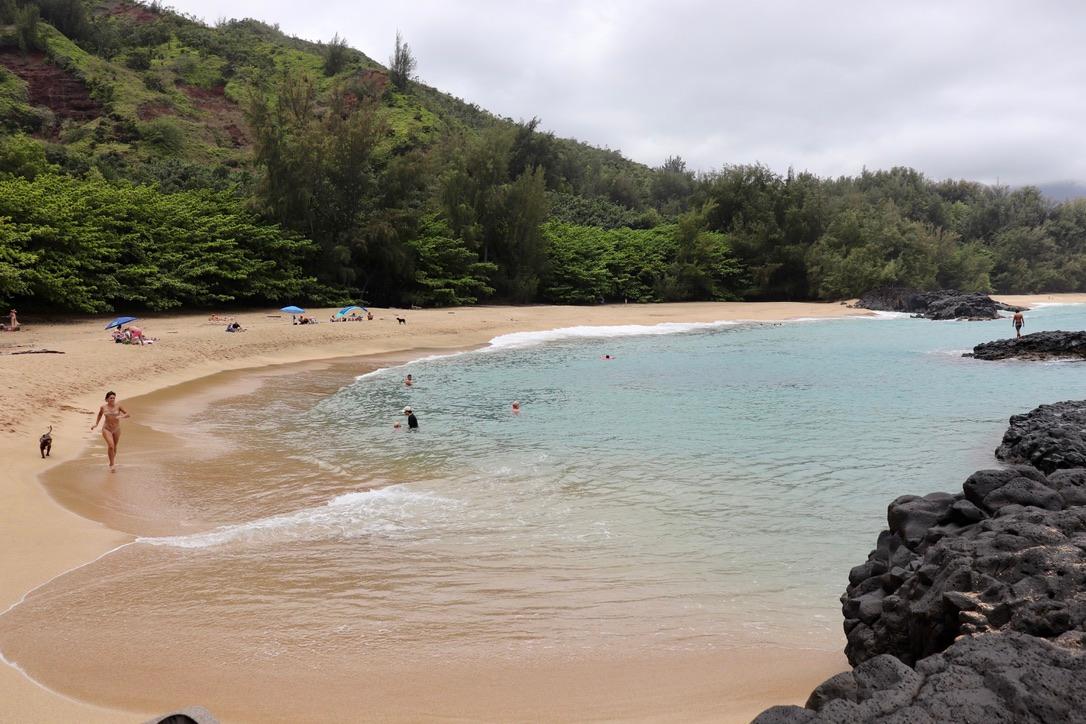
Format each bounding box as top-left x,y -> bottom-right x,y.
403,406 -> 418,429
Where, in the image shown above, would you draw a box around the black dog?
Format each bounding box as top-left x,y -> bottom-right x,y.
396,317 -> 407,325
39,425 -> 52,458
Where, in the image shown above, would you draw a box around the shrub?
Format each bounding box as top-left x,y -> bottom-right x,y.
139,117 -> 185,155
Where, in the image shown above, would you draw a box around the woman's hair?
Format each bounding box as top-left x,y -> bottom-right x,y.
105,391 -> 116,399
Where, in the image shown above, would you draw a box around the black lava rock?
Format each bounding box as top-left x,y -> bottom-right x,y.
755,400 -> 1086,722
970,331 -> 1086,361
752,633 -> 1086,724
856,288 -> 1024,321
995,401 -> 1086,473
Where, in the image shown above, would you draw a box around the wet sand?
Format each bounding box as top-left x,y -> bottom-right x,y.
0,300 -> 902,721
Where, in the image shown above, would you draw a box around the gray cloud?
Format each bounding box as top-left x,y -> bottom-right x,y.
167,0 -> 1086,185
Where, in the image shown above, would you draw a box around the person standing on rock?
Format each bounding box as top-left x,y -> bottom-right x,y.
1012,310 -> 1024,338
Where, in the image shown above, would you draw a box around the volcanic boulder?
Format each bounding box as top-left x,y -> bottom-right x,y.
855,288 -> 1024,321
994,400 -> 1086,473
752,632 -> 1086,724
969,330 -> 1086,361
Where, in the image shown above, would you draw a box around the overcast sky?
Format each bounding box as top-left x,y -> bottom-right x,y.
167,0 -> 1086,186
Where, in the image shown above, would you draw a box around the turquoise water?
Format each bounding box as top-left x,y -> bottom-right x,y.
4,304 -> 1086,693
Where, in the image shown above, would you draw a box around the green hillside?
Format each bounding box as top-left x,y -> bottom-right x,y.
2,0 -> 1086,312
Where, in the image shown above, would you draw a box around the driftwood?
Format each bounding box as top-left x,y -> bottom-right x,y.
10,349 -> 65,355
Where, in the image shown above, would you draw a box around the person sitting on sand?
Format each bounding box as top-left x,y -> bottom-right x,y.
1013,311 -> 1025,338
2,308 -> 19,331
91,390 -> 130,472
226,321 -> 244,333
367,311 -> 374,321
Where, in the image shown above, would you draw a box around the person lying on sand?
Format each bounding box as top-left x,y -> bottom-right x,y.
226,321 -> 244,333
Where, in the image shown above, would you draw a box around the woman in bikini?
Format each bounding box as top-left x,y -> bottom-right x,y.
91,391 -> 130,471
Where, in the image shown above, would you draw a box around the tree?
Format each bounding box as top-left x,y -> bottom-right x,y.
15,4 -> 40,54
247,71 -> 386,288
37,0 -> 90,42
0,174 -> 321,311
323,33 -> 350,76
0,134 -> 57,180
509,117 -> 559,186
806,201 -> 949,298
494,166 -> 549,301
655,202 -> 743,301
650,155 -> 694,214
407,216 -> 495,305
389,31 -> 416,91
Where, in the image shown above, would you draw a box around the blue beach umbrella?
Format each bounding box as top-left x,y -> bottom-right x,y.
280,305 -> 305,314
105,316 -> 138,330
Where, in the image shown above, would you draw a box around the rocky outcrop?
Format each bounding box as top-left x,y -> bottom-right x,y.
995,401 -> 1086,473
840,466 -> 1086,667
969,330 -> 1086,361
855,287 -> 1025,321
755,400 -> 1086,722
753,632 -> 1086,724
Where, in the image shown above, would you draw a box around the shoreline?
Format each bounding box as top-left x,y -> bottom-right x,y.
3,297 -> 1055,721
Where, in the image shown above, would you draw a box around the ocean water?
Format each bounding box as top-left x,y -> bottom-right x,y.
3,304 -> 1086,712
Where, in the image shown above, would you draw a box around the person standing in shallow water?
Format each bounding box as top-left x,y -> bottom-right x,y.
91,391 -> 130,471
1013,310 -> 1025,338
403,406 -> 418,429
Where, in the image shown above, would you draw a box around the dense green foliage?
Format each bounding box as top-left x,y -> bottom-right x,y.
1,1 -> 1085,313
0,173 -> 317,311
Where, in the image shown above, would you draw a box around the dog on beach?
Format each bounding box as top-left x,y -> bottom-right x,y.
396,316 -> 406,325
39,426 -> 52,458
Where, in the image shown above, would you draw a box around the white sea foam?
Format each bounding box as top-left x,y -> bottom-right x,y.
137,486 -> 457,549
487,321 -> 741,350
353,315 -> 880,380
354,350 -> 475,380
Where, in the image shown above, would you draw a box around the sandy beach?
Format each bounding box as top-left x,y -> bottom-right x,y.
0,296 -> 1062,722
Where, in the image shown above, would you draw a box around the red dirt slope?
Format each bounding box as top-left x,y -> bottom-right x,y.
0,50 -> 101,127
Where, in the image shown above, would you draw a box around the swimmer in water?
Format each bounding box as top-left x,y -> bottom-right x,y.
393,421 -> 402,430
511,401 -> 521,415
404,374 -> 414,386
602,354 -> 614,360
90,390 -> 130,471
